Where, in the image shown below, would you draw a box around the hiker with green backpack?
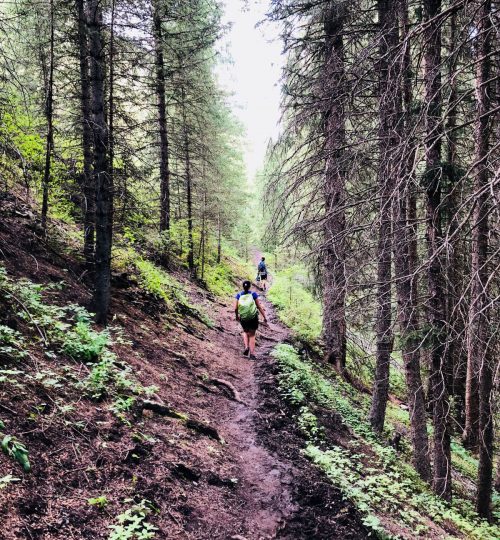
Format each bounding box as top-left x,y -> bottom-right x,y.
234,280 -> 267,360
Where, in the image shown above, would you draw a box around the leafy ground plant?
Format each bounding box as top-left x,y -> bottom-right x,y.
88,495 -> 109,509
0,421 -> 31,472
0,324 -> 27,361
0,266 -> 157,424
271,343 -> 500,540
108,499 -> 158,540
267,265 -> 322,345
0,474 -> 21,489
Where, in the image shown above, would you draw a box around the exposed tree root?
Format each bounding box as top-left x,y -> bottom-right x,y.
140,399 -> 188,420
208,378 -> 243,403
140,399 -> 221,441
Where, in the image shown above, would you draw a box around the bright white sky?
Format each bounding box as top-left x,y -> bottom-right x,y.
216,0 -> 284,181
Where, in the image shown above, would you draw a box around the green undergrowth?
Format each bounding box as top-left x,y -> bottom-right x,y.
121,223 -> 252,301
271,343 -> 499,539
267,265 -> 322,345
108,498 -> 158,540
0,265 -> 158,445
113,247 -> 213,327
264,263 -> 408,405
202,250 -> 254,297
0,420 -> 31,472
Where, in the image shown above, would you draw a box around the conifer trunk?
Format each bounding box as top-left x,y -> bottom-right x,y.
76,0 -> 95,269
470,0 -> 493,519
41,0 -> 55,235
153,0 -> 171,233
181,86 -> 194,274
89,0 -> 112,324
423,0 -> 451,500
322,3 -> 347,373
369,0 -> 399,434
109,0 -> 116,186
445,6 -> 466,429
217,211 -> 222,264
392,0 -> 431,483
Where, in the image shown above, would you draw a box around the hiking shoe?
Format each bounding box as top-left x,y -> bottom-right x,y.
243,348 -> 249,357
249,354 -> 257,361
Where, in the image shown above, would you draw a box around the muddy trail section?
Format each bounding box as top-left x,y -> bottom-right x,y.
206,293 -> 368,539
0,202 -> 366,539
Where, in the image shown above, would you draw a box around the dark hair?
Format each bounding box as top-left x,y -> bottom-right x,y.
242,280 -> 251,291
261,257 -> 265,261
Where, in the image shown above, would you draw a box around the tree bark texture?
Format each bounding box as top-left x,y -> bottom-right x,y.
76,0 -> 95,269
444,6 -> 467,430
153,0 -> 171,233
41,0 -> 55,235
391,0 -> 431,483
181,86 -> 194,273
88,0 -> 112,324
469,0 -> 494,520
423,0 -> 452,501
322,2 -> 347,373
369,0 -> 399,434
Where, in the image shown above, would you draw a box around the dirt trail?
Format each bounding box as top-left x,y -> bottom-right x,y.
202,288 -> 294,538
194,278 -> 366,539
223,252 -> 294,536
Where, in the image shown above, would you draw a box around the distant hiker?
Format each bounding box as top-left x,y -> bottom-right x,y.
234,280 -> 267,360
257,257 -> 268,291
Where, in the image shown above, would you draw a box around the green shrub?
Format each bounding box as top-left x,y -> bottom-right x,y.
0,423 -> 31,472
88,495 -> 109,509
203,262 -> 235,296
0,325 -> 27,361
62,321 -> 109,362
135,258 -> 176,306
272,343 -> 500,540
267,266 -> 322,344
82,352 -> 135,396
108,499 -> 158,540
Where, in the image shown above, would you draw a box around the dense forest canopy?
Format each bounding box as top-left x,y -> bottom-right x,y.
0,0 -> 499,537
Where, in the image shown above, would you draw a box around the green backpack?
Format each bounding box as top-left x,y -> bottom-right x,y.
238,293 -> 258,321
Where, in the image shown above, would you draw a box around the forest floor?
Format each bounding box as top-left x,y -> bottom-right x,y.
0,196 -> 366,539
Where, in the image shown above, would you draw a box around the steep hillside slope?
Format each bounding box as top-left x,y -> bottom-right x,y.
0,195 -> 366,539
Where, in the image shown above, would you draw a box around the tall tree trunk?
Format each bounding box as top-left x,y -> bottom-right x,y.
392,0 -> 431,483
76,0 -> 95,269
200,191 -> 206,280
153,0 -> 171,233
181,86 -> 194,274
423,0 -> 452,500
89,0 -> 112,324
369,0 -> 399,434
445,5 -> 466,431
217,211 -> 221,264
109,0 -> 116,185
41,0 -> 55,235
495,459 -> 500,493
322,2 -> 347,373
470,0 -> 494,520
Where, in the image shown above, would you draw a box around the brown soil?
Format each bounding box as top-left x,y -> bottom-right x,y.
0,196 -> 367,539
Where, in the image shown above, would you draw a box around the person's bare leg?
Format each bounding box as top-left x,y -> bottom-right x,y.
243,332 -> 249,351
249,332 -> 256,356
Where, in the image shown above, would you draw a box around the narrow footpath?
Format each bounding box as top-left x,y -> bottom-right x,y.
180,285 -> 367,539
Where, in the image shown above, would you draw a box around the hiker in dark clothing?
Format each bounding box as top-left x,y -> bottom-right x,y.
257,257 -> 268,291
234,280 -> 267,360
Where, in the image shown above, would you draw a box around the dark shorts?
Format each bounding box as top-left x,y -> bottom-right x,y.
260,274 -> 267,281
241,316 -> 259,333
